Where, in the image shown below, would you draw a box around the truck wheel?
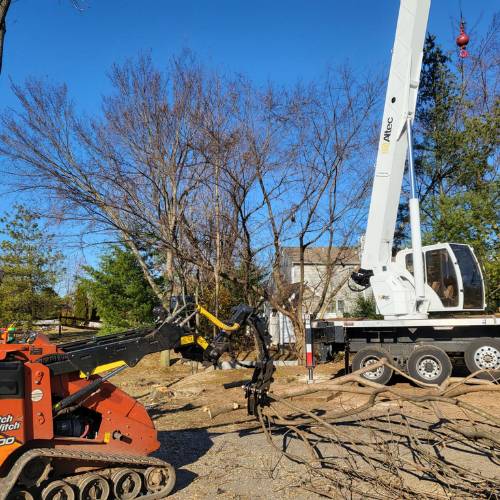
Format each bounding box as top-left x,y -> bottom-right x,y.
407,346 -> 451,385
351,347 -> 393,385
464,339 -> 500,380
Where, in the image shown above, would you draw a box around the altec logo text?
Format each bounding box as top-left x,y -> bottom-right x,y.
383,117 -> 393,142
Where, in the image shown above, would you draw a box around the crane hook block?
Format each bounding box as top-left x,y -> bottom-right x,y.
456,20 -> 469,58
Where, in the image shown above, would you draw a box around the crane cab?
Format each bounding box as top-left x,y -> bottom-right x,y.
396,243 -> 485,313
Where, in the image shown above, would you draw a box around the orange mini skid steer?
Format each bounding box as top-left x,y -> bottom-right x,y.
0,304 -> 274,499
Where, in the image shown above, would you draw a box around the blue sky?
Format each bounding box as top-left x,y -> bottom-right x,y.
1,0 -> 495,111
0,0 -> 497,280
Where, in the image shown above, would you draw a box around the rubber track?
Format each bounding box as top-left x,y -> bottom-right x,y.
0,448 -> 176,500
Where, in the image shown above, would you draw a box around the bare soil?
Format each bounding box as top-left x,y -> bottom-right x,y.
111,353 -> 500,499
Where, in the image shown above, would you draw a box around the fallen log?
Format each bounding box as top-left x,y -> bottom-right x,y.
203,360 -> 500,420
203,401 -> 242,419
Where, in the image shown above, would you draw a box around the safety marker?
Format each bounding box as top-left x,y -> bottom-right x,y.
305,315 -> 315,384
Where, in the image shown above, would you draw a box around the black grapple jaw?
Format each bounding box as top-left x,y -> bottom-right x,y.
244,358 -> 275,416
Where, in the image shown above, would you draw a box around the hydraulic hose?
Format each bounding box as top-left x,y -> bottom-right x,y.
196,305 -> 240,332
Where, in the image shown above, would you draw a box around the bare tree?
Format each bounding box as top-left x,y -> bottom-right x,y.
190,73 -> 243,318
0,55 -> 207,305
455,13 -> 499,113
233,68 -> 379,358
0,54 -> 380,361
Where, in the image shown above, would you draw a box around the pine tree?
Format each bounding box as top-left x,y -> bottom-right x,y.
81,246 -> 159,331
347,295 -> 381,320
0,205 -> 63,326
72,281 -> 94,321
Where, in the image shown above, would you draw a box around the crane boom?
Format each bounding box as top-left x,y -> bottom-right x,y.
353,0 -> 485,319
361,0 -> 430,273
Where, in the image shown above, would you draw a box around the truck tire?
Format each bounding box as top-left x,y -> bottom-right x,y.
464,339 -> 500,380
407,346 -> 451,385
351,347 -> 393,385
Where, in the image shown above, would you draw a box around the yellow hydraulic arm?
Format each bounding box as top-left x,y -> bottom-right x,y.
80,304 -> 241,378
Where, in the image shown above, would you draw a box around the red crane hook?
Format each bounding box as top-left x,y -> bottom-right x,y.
456,20 -> 470,58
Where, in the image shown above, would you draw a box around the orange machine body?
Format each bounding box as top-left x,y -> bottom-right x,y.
0,334 -> 159,476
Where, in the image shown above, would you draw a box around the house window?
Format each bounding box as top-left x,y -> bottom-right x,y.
336,300 -> 345,314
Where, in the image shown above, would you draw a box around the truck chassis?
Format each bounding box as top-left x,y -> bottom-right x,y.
312,316 -> 500,384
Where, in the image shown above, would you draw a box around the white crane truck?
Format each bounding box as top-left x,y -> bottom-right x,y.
312,0 -> 499,384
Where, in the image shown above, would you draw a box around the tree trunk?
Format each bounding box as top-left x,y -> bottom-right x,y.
0,0 -> 11,74
214,161 -> 221,334
159,349 -> 171,368
295,241 -> 306,364
165,246 -> 175,297
292,316 -> 305,363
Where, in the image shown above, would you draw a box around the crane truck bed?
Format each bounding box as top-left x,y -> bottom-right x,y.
312,315 -> 500,384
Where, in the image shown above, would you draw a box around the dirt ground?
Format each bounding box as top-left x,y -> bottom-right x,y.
110,353 -> 500,499
112,353 -> 319,499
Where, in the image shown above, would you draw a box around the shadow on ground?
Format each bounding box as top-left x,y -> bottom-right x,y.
148,403 -> 199,419
156,429 -> 214,493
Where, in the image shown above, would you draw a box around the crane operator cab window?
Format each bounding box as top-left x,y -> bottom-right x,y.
450,244 -> 484,309
405,253 -> 424,277
405,253 -> 414,275
402,245 -> 484,311
425,249 -> 458,307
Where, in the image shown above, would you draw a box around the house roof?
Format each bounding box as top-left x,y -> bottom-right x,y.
282,246 -> 359,265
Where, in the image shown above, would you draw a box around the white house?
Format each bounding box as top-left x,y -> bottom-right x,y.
269,246 -> 362,345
